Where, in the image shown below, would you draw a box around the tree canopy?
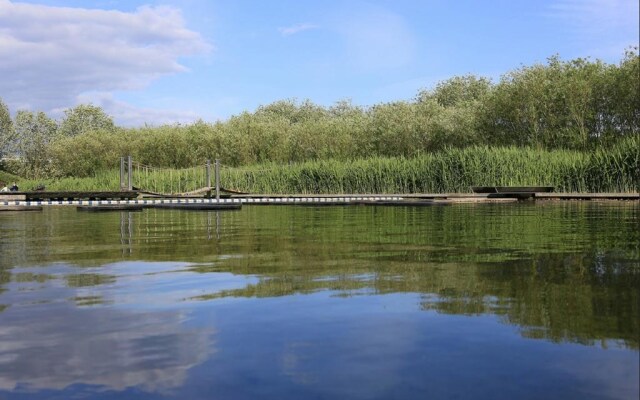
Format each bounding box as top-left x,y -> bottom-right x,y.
0,50 -> 638,178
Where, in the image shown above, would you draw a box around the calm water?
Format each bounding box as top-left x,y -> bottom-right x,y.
0,203 -> 638,400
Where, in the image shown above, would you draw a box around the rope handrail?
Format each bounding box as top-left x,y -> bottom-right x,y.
126,158 -> 291,196
224,168 -> 278,174
220,163 -> 292,174
132,161 -> 208,172
131,160 -> 208,195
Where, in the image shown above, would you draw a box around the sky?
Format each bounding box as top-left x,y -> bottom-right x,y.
0,0 -> 638,126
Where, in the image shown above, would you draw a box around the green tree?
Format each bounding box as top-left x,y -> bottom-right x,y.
418,74 -> 492,107
478,54 -> 636,150
14,110 -> 59,178
59,104 -> 115,137
597,48 -> 640,142
49,129 -> 128,177
480,61 -> 555,148
255,99 -> 327,124
369,101 -> 425,156
414,75 -> 491,150
0,98 -> 15,160
327,100 -> 369,159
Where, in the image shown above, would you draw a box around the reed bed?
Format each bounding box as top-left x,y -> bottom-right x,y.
14,137 -> 639,194
220,137 -> 638,194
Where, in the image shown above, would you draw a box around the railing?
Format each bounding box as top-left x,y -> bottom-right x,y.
119,156 -> 221,198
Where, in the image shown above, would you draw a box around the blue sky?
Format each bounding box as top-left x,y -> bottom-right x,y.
0,0 -> 638,125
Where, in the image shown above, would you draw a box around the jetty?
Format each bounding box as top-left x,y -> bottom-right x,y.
0,190 -> 637,211
0,205 -> 43,212
1,191 -> 138,202
77,204 -> 145,212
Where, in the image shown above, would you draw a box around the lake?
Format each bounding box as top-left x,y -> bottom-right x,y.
0,202 -> 638,399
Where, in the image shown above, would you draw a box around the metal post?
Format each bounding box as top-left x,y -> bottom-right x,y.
120,157 -> 125,190
206,160 -> 211,189
127,155 -> 133,191
214,159 -> 220,201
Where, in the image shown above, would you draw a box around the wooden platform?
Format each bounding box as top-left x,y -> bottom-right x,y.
1,192 -> 636,210
0,193 -> 26,201
235,193 -> 638,201
23,191 -> 139,201
0,205 -> 43,212
149,203 -> 242,211
472,186 -> 554,194
77,204 -> 145,212
535,192 -> 639,200
352,200 -> 449,206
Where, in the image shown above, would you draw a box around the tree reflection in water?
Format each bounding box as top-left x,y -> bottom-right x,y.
0,202 -> 637,395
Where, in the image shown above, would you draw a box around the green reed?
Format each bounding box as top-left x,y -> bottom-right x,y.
220,137 -> 638,194
13,136 -> 638,194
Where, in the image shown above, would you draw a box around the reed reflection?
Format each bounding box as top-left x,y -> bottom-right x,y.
0,204 -> 638,350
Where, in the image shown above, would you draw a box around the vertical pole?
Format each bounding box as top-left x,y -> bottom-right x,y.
120,157 -> 125,190
215,159 -> 220,201
206,160 -> 211,189
205,160 -> 212,199
127,155 -> 133,191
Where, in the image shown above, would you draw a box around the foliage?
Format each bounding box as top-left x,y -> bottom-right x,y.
0,170 -> 21,187
12,110 -> 59,178
219,136 -> 639,194
480,52 -> 639,149
17,136 -> 639,194
1,50 -> 638,182
58,104 -> 115,137
0,98 -> 15,160
49,129 -> 125,177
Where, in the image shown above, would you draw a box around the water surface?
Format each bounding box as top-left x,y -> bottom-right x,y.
0,203 -> 638,399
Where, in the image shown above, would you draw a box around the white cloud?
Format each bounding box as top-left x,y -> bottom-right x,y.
68,92 -> 202,127
334,6 -> 416,71
549,0 -> 638,29
278,22 -> 319,36
547,0 -> 639,55
0,0 -> 211,118
0,261 -> 215,392
0,307 -> 214,391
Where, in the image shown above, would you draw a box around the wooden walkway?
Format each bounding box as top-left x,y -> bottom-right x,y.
0,191 -> 637,211
534,192 -> 639,200
0,191 -> 138,202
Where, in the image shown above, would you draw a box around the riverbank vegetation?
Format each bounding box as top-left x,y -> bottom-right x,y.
1,50 -> 639,193
17,135 -> 639,194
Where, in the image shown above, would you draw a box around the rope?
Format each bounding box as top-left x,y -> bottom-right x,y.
128,161 -> 209,195
222,166 -> 278,174
127,159 -> 297,195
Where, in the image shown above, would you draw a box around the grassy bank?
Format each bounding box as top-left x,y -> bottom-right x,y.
0,170 -> 22,186
13,136 -> 639,194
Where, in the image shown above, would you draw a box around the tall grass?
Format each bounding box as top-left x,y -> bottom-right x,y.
18,169 -> 121,192
14,136 -> 639,194
221,136 -> 639,194
0,170 -> 22,185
